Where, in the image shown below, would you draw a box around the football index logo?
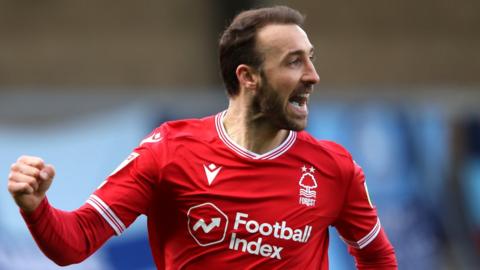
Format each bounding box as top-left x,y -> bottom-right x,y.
298,165 -> 318,207
187,203 -> 229,246
187,203 -> 313,260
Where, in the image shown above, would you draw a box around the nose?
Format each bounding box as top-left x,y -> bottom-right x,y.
303,61 -> 320,85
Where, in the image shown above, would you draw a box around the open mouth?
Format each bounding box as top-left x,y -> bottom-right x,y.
288,92 -> 309,108
287,86 -> 313,118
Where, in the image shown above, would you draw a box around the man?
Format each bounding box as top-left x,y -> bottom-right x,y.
7,6 -> 397,269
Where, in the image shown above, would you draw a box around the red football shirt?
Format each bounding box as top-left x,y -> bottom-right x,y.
85,111 -> 387,269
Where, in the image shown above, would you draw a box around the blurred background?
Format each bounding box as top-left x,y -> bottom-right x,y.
0,0 -> 479,269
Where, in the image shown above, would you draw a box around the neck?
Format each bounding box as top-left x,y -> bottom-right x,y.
222,100 -> 289,155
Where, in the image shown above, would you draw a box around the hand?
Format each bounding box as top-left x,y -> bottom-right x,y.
7,156 -> 55,213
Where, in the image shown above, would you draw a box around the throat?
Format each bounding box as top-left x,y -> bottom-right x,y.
222,112 -> 289,155
241,129 -> 289,155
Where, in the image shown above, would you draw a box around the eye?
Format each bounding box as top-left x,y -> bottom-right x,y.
288,58 -> 302,67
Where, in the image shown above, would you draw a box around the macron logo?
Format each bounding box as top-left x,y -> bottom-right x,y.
203,163 -> 222,185
193,218 -> 221,233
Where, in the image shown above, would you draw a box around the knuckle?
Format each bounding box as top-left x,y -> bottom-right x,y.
7,182 -> 15,192
19,182 -> 29,190
32,168 -> 40,177
28,177 -> 38,186
7,181 -> 23,193
24,176 -> 33,184
8,172 -> 16,181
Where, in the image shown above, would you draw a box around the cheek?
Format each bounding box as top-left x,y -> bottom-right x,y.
268,71 -> 299,90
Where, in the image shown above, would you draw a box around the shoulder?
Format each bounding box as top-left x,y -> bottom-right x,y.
296,131 -> 354,179
147,114 -> 217,144
134,115 -> 216,165
296,131 -> 352,159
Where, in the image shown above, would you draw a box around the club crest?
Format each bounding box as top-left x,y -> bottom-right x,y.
298,165 -> 317,207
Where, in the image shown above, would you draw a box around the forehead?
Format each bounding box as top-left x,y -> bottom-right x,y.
256,24 -> 313,58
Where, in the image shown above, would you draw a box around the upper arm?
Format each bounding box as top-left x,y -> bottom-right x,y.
333,161 -> 381,249
88,128 -> 167,235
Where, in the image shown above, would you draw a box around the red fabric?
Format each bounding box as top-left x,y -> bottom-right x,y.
349,228 -> 398,269
21,198 -> 114,266
334,162 -> 380,246
20,112 -> 397,269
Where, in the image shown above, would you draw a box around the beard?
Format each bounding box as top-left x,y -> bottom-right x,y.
251,72 -> 308,131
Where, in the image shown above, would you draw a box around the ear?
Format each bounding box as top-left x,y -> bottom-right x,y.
235,64 -> 260,91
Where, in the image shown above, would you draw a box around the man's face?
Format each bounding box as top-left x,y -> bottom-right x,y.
253,24 -> 320,131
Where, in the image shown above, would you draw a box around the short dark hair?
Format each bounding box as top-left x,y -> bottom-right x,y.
219,6 -> 305,96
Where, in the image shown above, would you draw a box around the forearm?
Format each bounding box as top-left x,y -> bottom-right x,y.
349,228 -> 398,270
21,197 -> 114,266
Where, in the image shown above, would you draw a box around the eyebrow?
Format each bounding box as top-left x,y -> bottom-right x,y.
284,47 -> 315,58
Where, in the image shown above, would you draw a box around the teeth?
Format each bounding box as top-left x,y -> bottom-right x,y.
290,101 -> 300,107
289,92 -> 310,109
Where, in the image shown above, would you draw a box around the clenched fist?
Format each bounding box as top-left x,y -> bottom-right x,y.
7,155 -> 55,213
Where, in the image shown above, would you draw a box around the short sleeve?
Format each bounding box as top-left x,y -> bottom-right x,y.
86,129 -> 166,235
333,161 -> 381,249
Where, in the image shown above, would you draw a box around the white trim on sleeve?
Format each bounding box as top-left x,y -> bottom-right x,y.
340,218 -> 381,249
87,194 -> 126,236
